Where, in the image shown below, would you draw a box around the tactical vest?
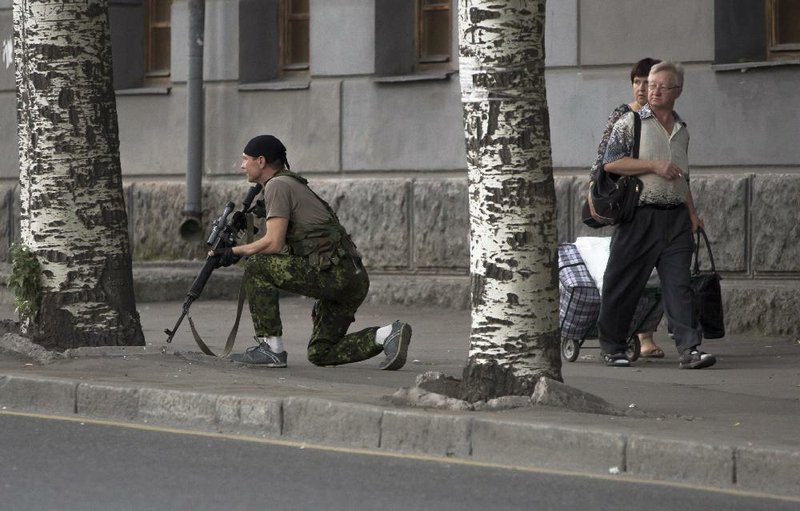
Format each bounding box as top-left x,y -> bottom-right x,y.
270,169 -> 361,270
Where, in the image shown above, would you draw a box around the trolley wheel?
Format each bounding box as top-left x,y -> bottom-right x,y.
626,334 -> 641,362
561,338 -> 580,362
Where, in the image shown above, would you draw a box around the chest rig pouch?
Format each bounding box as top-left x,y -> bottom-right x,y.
273,170 -> 362,270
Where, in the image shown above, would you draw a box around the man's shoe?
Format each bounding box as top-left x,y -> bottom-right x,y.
679,348 -> 716,369
602,352 -> 631,367
379,321 -> 412,370
231,341 -> 288,368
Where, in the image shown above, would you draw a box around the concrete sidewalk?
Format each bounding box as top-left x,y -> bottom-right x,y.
1,295 -> 799,499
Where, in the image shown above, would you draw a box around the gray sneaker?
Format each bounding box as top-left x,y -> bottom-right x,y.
602,352 -> 631,367
378,321 -> 412,370
231,340 -> 288,368
679,348 -> 716,369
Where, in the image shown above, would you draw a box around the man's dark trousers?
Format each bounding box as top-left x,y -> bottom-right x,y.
597,205 -> 702,355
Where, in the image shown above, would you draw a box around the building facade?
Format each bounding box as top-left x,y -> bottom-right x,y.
1,0 -> 799,335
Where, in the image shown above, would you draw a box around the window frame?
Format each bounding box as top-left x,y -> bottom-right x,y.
416,0 -> 452,67
238,0 -> 312,86
712,0 -> 799,69
767,0 -> 800,60
144,0 -> 171,82
280,0 -> 310,73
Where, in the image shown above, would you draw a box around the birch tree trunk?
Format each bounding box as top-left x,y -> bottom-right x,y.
13,0 -> 144,349
458,0 -> 561,401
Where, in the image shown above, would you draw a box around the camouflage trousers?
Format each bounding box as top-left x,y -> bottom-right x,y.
244,253 -> 382,366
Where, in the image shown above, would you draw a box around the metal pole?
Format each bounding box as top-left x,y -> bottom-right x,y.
180,0 -> 205,240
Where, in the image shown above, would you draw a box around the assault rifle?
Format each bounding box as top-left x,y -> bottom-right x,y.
164,183 -> 263,345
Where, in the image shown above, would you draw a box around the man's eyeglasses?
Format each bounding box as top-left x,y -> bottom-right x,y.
648,84 -> 681,92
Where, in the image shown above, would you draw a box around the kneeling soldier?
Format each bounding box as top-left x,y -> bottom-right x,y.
212,135 -> 411,370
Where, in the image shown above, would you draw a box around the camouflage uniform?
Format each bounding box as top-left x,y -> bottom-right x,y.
245,171 -> 382,366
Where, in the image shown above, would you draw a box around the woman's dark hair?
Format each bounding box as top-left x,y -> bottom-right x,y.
630,58 -> 661,83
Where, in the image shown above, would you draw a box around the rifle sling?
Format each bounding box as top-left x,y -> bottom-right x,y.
186,212 -> 255,358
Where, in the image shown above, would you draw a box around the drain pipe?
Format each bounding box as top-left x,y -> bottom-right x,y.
180,0 -> 205,240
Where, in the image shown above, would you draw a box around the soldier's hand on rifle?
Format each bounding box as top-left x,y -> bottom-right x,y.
210,245 -> 240,268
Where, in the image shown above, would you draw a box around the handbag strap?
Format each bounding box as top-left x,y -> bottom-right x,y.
595,111 -> 641,183
693,227 -> 717,275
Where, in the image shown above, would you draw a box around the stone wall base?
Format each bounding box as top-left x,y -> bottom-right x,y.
3,173 -> 800,338
130,264 -> 471,309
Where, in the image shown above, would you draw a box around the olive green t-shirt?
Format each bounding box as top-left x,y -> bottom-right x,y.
263,175 -> 331,225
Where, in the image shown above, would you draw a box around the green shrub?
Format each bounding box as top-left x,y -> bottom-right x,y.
8,243 -> 42,325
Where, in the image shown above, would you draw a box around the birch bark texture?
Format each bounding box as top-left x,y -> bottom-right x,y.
13,0 -> 144,348
458,0 -> 562,401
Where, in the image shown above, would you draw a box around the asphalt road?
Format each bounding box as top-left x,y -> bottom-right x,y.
1,412 -> 796,511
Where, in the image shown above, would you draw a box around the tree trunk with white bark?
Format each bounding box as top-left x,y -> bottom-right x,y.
458,0 -> 562,401
13,0 -> 144,349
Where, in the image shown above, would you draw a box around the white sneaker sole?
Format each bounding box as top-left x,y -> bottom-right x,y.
379,323 -> 412,370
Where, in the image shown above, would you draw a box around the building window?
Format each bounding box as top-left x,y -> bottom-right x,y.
145,0 -> 171,80
713,0 -> 800,66
417,0 -> 451,65
282,0 -> 309,71
768,0 -> 800,60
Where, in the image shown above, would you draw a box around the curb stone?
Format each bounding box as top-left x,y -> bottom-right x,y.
381,409 -> 472,457
215,394 -> 283,436
470,418 -> 627,474
138,388 -> 218,427
282,397 -> 382,449
0,375 -> 77,414
627,435 -> 734,488
77,383 -> 139,421
735,447 -> 800,496
1,374 -> 799,498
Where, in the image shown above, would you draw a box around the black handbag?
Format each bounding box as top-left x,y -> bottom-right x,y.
582,112 -> 642,228
691,228 -> 725,339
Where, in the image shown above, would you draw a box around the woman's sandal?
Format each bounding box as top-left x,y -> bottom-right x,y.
640,346 -> 665,358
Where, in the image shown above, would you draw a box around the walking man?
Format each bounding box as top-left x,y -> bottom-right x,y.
597,61 -> 715,369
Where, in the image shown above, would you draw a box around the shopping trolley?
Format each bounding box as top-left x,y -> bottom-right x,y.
558,243 -> 663,362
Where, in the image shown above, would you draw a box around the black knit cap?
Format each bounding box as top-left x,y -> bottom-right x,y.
243,135 -> 289,168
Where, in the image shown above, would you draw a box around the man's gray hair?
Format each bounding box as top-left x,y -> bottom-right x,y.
649,61 -> 684,86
